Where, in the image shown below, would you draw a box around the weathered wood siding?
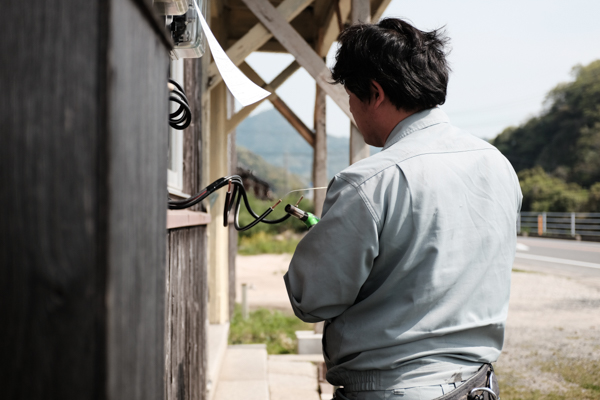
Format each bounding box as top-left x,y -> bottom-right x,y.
183,58 -> 205,202
1,0 -> 168,398
164,56 -> 209,400
165,227 -> 208,400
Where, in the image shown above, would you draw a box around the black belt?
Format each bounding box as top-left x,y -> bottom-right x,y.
333,364 -> 500,400
434,364 -> 499,400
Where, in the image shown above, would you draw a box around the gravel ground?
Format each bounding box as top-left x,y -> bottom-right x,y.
236,255 -> 600,397
496,263 -> 600,397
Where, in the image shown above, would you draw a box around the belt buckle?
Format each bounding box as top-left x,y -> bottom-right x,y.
468,370 -> 499,400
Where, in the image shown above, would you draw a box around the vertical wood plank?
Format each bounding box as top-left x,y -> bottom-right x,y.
106,1 -> 168,399
313,84 -> 328,217
165,227 -> 208,400
1,0 -> 169,399
1,1 -> 105,398
184,58 -> 204,205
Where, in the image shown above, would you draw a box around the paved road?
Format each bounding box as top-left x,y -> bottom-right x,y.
515,236 -> 600,280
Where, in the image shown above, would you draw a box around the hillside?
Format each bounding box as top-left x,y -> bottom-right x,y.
237,146 -> 306,197
236,108 -> 378,182
492,60 -> 600,212
492,60 -> 600,188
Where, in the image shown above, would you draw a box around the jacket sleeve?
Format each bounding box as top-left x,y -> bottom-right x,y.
283,176 -> 380,322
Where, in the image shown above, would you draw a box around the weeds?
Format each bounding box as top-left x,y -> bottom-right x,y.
237,231 -> 301,255
229,304 -> 313,354
496,356 -> 600,400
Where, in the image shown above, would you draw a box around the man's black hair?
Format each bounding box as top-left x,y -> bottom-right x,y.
331,18 -> 450,111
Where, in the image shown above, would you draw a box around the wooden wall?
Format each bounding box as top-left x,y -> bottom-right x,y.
1,0 -> 169,398
164,54 -> 210,400
165,227 -> 208,400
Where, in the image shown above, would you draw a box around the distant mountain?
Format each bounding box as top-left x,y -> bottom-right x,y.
237,146 -> 306,197
236,108 -> 378,183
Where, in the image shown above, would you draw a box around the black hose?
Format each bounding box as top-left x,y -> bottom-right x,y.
168,175 -> 291,231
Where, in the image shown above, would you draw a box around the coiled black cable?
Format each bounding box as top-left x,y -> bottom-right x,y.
168,175 -> 291,231
168,78 -> 192,130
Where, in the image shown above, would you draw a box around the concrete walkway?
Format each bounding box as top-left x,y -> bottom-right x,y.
214,255 -> 329,400
214,344 -> 326,400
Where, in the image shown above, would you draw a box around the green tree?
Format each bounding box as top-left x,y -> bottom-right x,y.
493,60 -> 600,188
518,166 -> 589,212
586,182 -> 600,212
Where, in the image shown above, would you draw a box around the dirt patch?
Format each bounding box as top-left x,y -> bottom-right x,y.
496,264 -> 600,399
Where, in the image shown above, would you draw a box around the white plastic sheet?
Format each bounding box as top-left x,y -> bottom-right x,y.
193,0 -> 271,106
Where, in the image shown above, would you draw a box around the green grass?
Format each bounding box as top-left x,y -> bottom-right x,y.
228,304 -> 313,354
496,356 -> 600,400
237,231 -> 301,255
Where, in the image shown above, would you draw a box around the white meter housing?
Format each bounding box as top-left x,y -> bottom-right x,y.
153,0 -> 188,16
167,0 -> 208,60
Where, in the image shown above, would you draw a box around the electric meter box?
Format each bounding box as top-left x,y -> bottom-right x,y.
168,0 -> 208,60
153,0 -> 188,16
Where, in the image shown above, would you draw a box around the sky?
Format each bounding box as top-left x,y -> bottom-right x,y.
243,0 -> 600,140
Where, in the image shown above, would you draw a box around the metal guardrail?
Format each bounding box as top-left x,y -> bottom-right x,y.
519,212 -> 600,237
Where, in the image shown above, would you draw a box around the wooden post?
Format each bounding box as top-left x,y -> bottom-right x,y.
537,214 -> 543,236
1,1 -> 168,399
208,81 -> 231,325
351,0 -> 371,23
242,283 -> 249,320
228,90 -> 238,320
349,0 -> 371,165
313,84 -> 328,217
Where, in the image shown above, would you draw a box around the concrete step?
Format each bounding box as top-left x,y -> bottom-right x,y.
213,345 -> 327,400
267,354 -> 325,400
214,344 -> 270,400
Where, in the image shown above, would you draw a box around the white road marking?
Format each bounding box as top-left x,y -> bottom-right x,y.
516,243 -> 530,251
515,253 -> 600,270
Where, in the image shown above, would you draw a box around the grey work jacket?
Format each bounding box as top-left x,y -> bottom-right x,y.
284,108 -> 522,391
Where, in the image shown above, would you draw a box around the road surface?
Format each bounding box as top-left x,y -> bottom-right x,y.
515,236 -> 600,281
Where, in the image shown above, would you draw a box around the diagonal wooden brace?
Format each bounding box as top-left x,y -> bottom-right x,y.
236,62 -> 316,147
225,60 -> 302,135
207,0 -> 314,91
241,0 -> 355,125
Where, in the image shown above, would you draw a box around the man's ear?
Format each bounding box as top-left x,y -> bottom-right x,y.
371,80 -> 386,108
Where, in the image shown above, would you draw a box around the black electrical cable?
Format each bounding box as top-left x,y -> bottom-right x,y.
168,78 -> 185,93
168,175 -> 291,231
168,78 -> 192,130
168,96 -> 191,130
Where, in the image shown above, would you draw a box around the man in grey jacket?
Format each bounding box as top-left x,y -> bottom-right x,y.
284,18 -> 522,400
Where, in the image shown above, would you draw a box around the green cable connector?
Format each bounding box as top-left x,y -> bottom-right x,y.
303,212 -> 320,229
285,204 -> 320,229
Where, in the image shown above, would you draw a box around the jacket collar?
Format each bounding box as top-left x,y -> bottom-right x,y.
382,107 -> 450,151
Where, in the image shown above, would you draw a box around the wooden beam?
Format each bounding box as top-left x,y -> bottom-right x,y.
241,0 -> 355,124
315,0 -> 351,57
271,96 -> 316,147
207,0 -> 314,91
226,61 -> 300,133
372,0 -> 392,21
312,84 -> 327,217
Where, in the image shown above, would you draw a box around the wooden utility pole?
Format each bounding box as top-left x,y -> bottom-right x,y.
349,0 -> 371,164
313,84 -> 328,217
